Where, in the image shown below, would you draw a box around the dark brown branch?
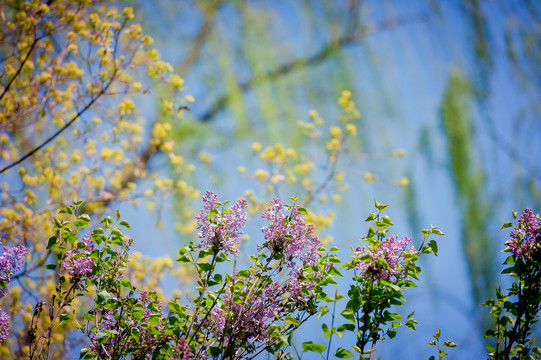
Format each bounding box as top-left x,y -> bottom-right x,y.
197,12 -> 431,122
0,35 -> 41,103
0,72 -> 117,175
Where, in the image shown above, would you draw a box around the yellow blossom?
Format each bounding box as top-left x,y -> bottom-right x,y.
399,177 -> 410,186
254,169 -> 268,182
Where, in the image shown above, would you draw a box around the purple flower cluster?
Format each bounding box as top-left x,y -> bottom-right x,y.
355,235 -> 415,281
506,208 -> 541,260
0,243 -> 27,298
260,198 -> 321,272
62,231 -> 96,285
0,310 -> 9,343
211,276 -> 282,345
167,337 -> 193,360
0,242 -> 27,342
210,271 -> 318,347
195,191 -> 248,256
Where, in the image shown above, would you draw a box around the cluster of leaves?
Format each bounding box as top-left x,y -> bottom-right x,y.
0,0 -> 200,354
426,329 -> 457,360
483,209 -> 541,359
18,196 -> 450,359
303,201 -> 444,359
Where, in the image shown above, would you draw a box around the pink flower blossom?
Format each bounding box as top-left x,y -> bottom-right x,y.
259,198 -> 321,272
506,208 -> 541,260
195,191 -> 248,256
0,309 -> 9,343
356,235 -> 415,281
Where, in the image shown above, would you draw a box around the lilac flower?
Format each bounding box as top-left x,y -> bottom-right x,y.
284,276 -> 316,310
195,191 -> 248,256
206,307 -> 225,339
260,198 -> 321,272
168,337 -> 193,360
506,208 -> 541,260
355,235 -> 415,281
62,250 -> 95,278
213,277 -> 282,346
0,309 -> 9,343
0,243 -> 28,299
61,231 -> 96,287
0,243 -> 27,343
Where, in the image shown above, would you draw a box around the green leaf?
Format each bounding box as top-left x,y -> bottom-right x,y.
321,323 -> 330,339
148,314 -> 161,327
443,340 -> 457,348
297,207 -> 308,216
99,216 -> 113,226
79,348 -> 89,358
503,255 -> 515,265
374,199 -> 389,211
169,301 -> 182,313
430,225 -> 444,235
197,263 -> 211,272
208,209 -> 219,218
341,308 -> 355,324
302,341 -> 326,353
236,270 -> 250,278
119,280 -> 132,290
323,275 -> 337,285
336,324 -> 354,338
96,291 -> 111,304
74,214 -> 91,228
335,347 -> 354,358
427,240 -> 438,256
364,212 -> 377,221
53,217 -> 63,230
318,306 -> 329,318
328,266 -> 343,277
59,312 -> 72,326
47,236 -> 57,249
119,220 -> 131,229
500,221 -> 513,230
43,264 -> 57,271
479,299 -> 494,307
284,316 -> 299,325
177,253 -> 190,263
59,206 -> 73,215
381,215 -> 394,226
